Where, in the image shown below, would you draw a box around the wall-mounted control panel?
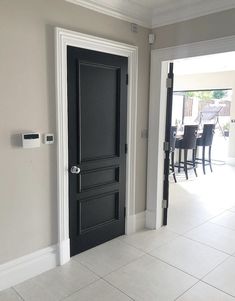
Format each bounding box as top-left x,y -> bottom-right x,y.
44,133 -> 54,144
22,133 -> 40,148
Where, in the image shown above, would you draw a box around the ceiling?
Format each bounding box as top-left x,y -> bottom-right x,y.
66,0 -> 235,28
174,52 -> 235,75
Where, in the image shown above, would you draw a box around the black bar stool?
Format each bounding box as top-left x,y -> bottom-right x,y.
170,126 -> 177,183
175,125 -> 198,180
196,124 -> 215,174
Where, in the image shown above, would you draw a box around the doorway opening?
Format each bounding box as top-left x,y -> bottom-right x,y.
167,52 -> 235,234
147,35 -> 235,230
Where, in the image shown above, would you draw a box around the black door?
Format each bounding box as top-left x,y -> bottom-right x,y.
163,62 -> 174,226
67,46 -> 128,256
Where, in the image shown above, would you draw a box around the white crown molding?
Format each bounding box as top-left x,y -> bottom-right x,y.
0,245 -> 58,291
66,0 -> 151,28
65,0 -> 235,29
151,0 -> 235,28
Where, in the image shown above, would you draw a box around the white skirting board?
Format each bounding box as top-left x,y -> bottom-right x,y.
126,211 -> 146,234
0,211 -> 146,291
0,245 -> 58,291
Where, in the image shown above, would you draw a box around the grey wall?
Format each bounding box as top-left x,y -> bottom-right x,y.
0,0 -> 150,264
152,9 -> 235,49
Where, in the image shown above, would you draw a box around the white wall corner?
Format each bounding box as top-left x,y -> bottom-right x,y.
135,211 -> 146,231
145,210 -> 156,229
0,245 -> 58,291
126,211 -> 146,234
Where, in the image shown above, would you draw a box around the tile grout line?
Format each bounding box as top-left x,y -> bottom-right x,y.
100,253 -> 147,278
146,241 -> 232,283
145,235 -> 231,280
201,254 -> 232,280
166,210 -> 227,237
200,280 -> 235,299
71,258 -> 103,278
60,278 -> 101,301
116,236 -> 154,253
146,227 -> 232,258
73,237 -> 146,277
174,207 -> 235,256
210,219 -> 235,233
117,232 -> 180,253
179,233 -> 233,256
74,251 -> 147,280
174,280 -> 201,301
146,253 -> 200,280
12,287 -> 25,301
102,278 -> 135,301
175,207 -> 229,235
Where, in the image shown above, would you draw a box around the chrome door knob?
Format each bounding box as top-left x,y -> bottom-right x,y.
70,166 -> 81,174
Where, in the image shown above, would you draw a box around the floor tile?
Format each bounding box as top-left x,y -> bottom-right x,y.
149,237 -> 228,278
166,213 -> 206,235
73,238 -> 144,277
64,279 -> 132,301
0,289 -> 22,301
105,254 -> 197,301
119,228 -> 178,252
211,211 -> 235,231
203,257 -> 235,297
185,222 -> 235,254
177,281 -> 235,301
14,260 -> 98,301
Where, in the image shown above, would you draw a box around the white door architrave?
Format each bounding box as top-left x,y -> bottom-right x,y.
55,27 -> 138,265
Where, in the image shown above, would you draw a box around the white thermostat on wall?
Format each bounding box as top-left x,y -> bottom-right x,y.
44,133 -> 54,145
22,133 -> 40,148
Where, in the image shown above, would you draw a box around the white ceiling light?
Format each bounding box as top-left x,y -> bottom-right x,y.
66,0 -> 235,28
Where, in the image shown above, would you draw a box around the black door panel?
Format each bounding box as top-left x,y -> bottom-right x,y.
67,47 -> 127,256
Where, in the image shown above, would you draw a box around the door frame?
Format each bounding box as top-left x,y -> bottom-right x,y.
55,27 -> 138,265
146,34 -> 235,230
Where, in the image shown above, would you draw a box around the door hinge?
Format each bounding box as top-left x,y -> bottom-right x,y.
125,143 -> 128,154
163,141 -> 170,152
162,199 -> 168,209
126,74 -> 129,85
166,78 -> 172,89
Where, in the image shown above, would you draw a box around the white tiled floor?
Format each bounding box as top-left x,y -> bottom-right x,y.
105,255 -> 197,301
203,257 -> 235,297
149,236 -> 228,278
177,282 -> 235,301
73,239 -> 144,277
1,165 -> 235,300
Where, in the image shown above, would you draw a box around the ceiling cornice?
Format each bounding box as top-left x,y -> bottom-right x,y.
65,0 -> 235,29
66,0 -> 151,28
151,0 -> 235,28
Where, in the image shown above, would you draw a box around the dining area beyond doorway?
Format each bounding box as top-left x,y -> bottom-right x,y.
169,89 -> 232,183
